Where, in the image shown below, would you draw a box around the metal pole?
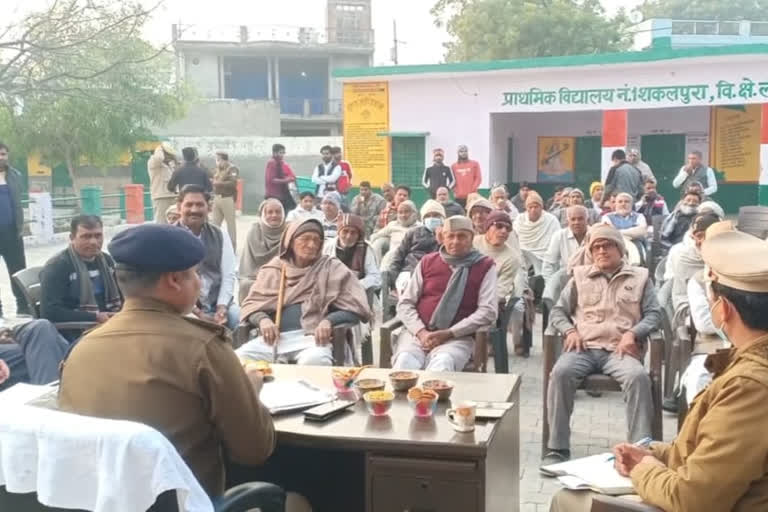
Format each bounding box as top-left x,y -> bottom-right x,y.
392,19 -> 398,65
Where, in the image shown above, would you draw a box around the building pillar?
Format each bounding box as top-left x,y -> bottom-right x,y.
267,57 -> 274,100
759,104 -> 768,205
601,110 -> 628,182
274,56 -> 280,101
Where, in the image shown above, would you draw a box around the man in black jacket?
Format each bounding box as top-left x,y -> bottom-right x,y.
0,142 -> 30,317
40,215 -> 123,340
422,148 -> 455,199
167,147 -> 212,195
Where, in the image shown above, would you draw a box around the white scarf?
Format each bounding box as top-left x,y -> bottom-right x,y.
514,210 -> 560,257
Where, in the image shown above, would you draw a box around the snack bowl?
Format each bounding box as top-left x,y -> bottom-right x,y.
354,378 -> 386,395
364,390 -> 395,416
421,379 -> 454,401
406,387 -> 439,418
331,367 -> 363,392
388,371 -> 419,391
241,359 -> 274,381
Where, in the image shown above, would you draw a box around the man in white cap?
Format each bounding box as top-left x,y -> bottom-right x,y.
147,142 -> 178,224
543,224 -> 660,467
392,216 -> 498,371
550,225 -> 768,511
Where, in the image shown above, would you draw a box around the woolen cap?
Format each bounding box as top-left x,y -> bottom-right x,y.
590,181 -> 603,197
109,224 -> 205,272
468,198 -> 493,214
485,210 -> 513,231
420,199 -> 446,219
587,224 -> 626,255
701,226 -> 768,292
337,213 -> 365,235
444,215 -> 474,234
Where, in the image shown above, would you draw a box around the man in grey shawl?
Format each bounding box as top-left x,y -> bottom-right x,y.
392,216 -> 498,371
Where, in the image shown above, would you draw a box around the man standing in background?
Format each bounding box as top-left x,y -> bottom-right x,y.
330,146 -> 352,209
211,151 -> 239,250
451,145 -> 482,208
0,142 -> 29,317
673,150 -> 718,197
167,147 -> 212,195
312,145 -> 341,201
627,148 -> 654,182
147,142 -> 178,224
422,148 -> 455,199
264,143 -> 296,212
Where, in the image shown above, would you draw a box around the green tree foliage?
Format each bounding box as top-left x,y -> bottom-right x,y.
0,0 -> 190,189
638,0 -> 768,21
431,0 -> 631,62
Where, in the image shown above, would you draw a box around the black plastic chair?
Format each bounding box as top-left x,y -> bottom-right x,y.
12,266 -> 97,336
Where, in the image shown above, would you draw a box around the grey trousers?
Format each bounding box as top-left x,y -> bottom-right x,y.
0,319 -> 69,390
547,348 -> 653,451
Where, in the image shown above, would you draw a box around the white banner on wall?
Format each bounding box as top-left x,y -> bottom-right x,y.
28,192 -> 54,244
499,76 -> 768,113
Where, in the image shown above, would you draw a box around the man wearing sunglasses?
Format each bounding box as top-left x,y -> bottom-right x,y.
542,224 -> 661,467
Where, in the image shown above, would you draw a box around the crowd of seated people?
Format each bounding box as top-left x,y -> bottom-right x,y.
6,152 -> 767,512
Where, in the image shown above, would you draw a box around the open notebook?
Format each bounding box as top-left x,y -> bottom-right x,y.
259,379 -> 335,415
541,453 -> 634,496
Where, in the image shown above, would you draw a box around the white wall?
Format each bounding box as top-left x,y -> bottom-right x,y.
389,77 -> 492,187
330,53 -> 372,102
489,106 -> 711,183
381,53 -> 767,186
184,52 -> 220,98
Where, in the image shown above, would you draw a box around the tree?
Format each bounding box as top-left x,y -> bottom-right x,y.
431,0 -> 631,62
0,0 -> 189,191
638,0 -> 768,21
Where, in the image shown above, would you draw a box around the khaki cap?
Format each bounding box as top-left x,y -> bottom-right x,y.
701,228 -> 768,292
444,215 -> 474,234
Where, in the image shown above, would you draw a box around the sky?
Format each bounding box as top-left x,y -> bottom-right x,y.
8,0 -> 643,66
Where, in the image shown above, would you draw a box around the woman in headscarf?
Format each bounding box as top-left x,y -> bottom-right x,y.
370,199 -> 420,270
323,213 -> 380,364
238,198 -> 285,303
323,214 -> 380,292
237,218 -> 371,366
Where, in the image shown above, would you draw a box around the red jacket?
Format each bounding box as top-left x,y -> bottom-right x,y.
264,159 -> 295,199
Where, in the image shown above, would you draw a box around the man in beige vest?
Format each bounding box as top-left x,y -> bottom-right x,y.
542,224 -> 661,468
147,143 -> 178,224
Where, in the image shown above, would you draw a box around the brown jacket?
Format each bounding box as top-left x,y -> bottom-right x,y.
58,297 -> 275,496
147,146 -> 176,200
632,335 -> 768,511
556,264 -> 658,350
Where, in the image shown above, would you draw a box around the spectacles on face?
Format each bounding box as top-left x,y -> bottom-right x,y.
591,241 -> 616,253
295,233 -> 322,246
491,222 -> 512,232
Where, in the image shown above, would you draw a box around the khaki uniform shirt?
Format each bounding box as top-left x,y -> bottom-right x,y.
58,297 -> 275,496
147,147 -> 175,200
632,336 -> 768,511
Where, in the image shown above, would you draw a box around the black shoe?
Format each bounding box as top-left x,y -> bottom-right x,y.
662,396 -> 679,413
540,449 -> 571,475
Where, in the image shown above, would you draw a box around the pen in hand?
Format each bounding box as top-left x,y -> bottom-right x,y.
607,436 -> 653,462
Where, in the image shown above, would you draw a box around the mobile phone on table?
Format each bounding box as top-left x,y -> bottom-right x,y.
303,400 -> 356,422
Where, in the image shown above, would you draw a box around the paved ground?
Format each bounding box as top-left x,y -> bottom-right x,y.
0,214 -> 678,510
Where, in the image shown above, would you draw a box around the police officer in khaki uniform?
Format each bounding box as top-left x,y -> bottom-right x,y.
550,225 -> 768,511
58,224 -> 275,497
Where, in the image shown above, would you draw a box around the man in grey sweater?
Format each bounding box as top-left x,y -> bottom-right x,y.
604,149 -> 642,201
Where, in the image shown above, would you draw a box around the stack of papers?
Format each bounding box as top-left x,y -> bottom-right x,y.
259,379 -> 334,415
541,453 -> 634,496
